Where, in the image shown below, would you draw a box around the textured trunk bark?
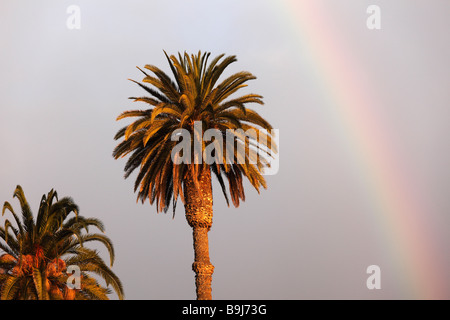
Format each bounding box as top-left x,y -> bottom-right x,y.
184,168 -> 214,300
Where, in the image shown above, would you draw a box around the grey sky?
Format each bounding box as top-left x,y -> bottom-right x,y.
1,0 -> 449,299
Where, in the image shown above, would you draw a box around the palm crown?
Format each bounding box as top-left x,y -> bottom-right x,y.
113,51 -> 276,214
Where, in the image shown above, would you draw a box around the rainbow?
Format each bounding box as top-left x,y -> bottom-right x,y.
275,0 -> 447,299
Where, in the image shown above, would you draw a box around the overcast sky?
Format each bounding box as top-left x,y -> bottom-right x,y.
1,0 -> 449,299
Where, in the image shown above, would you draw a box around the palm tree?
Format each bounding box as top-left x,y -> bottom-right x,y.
0,185 -> 124,300
113,51 -> 276,300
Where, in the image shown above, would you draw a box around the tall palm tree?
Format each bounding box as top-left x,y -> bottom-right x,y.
113,51 -> 276,300
0,185 -> 124,300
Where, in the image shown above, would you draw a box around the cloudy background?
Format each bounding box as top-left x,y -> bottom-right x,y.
1,0 -> 449,299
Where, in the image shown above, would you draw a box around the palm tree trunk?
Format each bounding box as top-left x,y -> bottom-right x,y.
184,167 -> 214,300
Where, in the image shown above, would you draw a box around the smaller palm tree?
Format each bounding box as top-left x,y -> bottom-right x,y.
0,185 -> 124,300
